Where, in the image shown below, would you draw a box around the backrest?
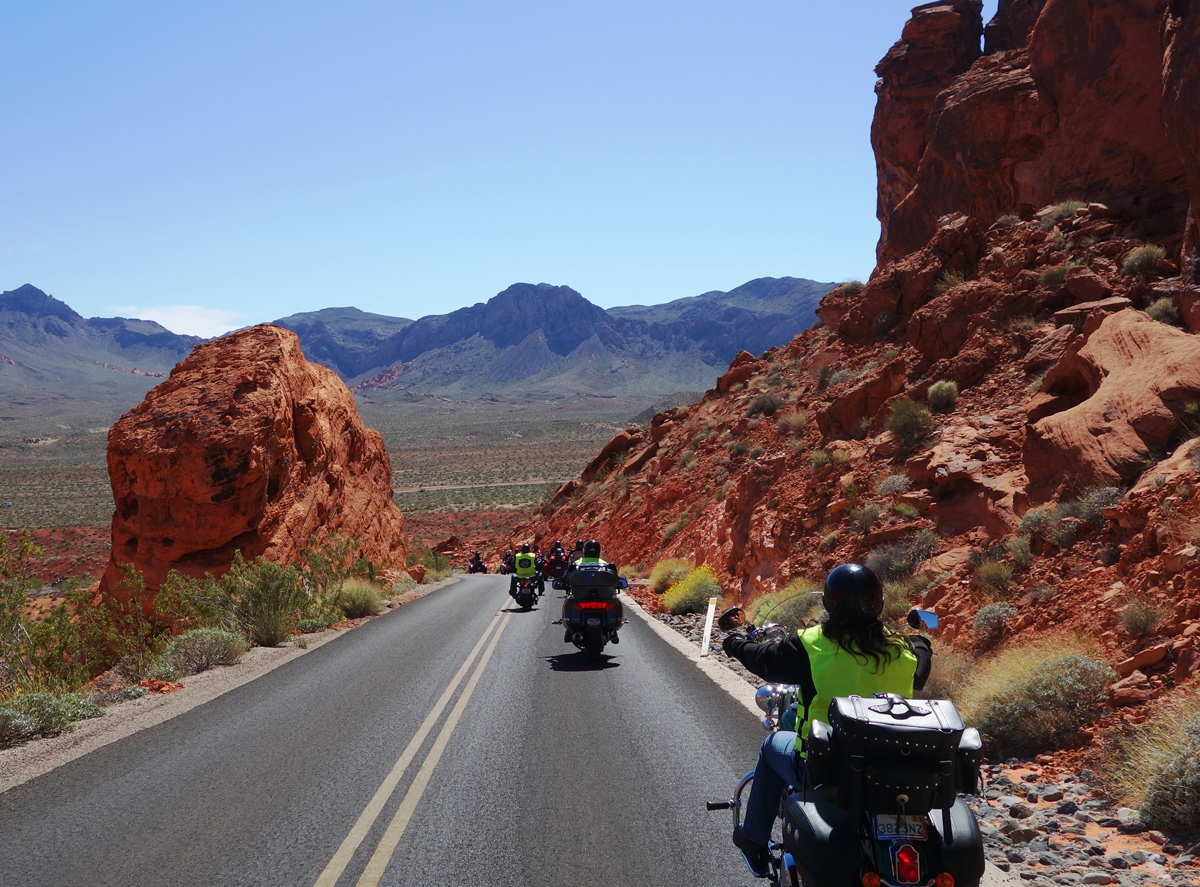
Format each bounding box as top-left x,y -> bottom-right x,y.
569,567 -> 619,599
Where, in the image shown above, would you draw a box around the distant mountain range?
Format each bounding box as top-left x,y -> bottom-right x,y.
1,277 -> 832,406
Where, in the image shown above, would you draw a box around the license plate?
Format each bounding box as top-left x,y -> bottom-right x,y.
874,815 -> 927,841
586,617 -> 601,626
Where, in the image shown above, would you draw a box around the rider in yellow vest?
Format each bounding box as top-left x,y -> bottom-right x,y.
510,543 -> 543,597
721,563 -> 931,878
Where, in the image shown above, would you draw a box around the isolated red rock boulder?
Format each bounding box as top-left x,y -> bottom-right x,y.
101,325 -> 408,604
1024,309 -> 1200,498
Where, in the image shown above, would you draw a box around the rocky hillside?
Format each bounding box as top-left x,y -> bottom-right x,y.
516,0 -> 1200,727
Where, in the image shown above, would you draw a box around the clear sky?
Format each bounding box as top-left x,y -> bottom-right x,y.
4,1 -> 998,337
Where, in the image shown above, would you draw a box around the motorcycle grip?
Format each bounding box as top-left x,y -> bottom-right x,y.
706,801 -> 733,811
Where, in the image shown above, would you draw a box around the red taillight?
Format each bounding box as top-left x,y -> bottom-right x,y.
894,844 -> 920,885
574,600 -> 615,610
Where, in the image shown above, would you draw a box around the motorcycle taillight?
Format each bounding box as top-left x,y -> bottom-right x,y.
893,844 -> 920,885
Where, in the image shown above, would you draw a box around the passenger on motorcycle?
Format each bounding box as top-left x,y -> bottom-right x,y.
567,538 -> 586,570
509,543 -> 543,597
720,563 -> 932,878
565,539 -> 618,587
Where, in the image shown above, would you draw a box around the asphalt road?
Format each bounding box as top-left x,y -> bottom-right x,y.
0,575 -> 768,887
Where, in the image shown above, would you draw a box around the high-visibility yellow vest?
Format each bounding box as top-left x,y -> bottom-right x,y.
514,552 -> 538,577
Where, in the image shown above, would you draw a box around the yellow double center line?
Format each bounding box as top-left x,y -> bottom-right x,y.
313,610 -> 512,887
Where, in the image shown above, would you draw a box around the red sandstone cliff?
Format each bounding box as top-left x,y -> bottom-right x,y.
100,325 -> 407,604
875,0 -> 1194,278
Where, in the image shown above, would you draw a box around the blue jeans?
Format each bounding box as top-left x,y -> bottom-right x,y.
743,730 -> 806,844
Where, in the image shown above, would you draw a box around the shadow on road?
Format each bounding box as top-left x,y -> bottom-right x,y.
544,653 -> 620,672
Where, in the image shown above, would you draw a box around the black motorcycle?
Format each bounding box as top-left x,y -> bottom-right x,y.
708,612 -> 985,887
467,558 -> 487,574
556,568 -> 627,658
512,577 -> 539,610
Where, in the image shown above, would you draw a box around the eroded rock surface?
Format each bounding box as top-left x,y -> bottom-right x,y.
101,325 -> 407,603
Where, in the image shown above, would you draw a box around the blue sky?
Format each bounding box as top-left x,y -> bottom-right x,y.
4,1 -> 998,337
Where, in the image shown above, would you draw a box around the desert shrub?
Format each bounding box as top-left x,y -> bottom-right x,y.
1122,244 -> 1166,276
649,558 -> 694,594
300,532 -> 361,613
747,393 -> 783,418
1004,535 -> 1033,571
959,637 -> 1113,756
1039,264 -> 1071,288
872,310 -> 899,336
777,411 -> 808,437
1145,296 -> 1179,325
976,560 -> 1014,595
224,555 -> 309,647
930,270 -> 966,299
996,214 -> 1022,227
848,503 -> 882,533
829,368 -> 858,387
338,579 -> 383,619
834,280 -> 865,297
809,449 -> 831,470
973,602 -> 1018,642
887,399 -> 937,451
816,365 -> 833,390
296,616 -> 335,634
1017,506 -> 1051,536
915,639 -> 974,703
865,530 -> 939,582
893,503 -> 920,520
662,513 -> 691,540
1121,599 -> 1167,638
678,449 -> 697,469
1059,487 -> 1124,525
71,566 -> 169,682
746,577 -> 824,631
0,691 -> 102,747
820,531 -> 839,550
1111,691 -> 1200,834
662,565 -> 724,615
726,440 -> 751,458
154,570 -> 239,633
882,577 -> 924,622
927,380 -> 958,413
1040,199 -> 1086,230
876,474 -> 912,497
158,628 -> 248,676
407,546 -> 450,582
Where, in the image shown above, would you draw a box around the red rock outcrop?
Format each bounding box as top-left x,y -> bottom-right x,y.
876,0 -> 1191,266
101,325 -> 407,604
1163,2 -> 1200,282
1024,308 -> 1200,498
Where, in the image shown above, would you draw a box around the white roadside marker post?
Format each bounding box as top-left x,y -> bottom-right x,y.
700,596 -> 720,657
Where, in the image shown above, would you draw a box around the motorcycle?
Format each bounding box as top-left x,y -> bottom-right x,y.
544,551 -> 570,587
555,568 -> 628,659
708,611 -> 985,887
512,576 -> 539,610
467,559 -> 487,574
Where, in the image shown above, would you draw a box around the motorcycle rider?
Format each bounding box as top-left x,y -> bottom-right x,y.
567,538 -> 586,570
563,539 -> 620,643
510,543 -> 543,598
467,551 -> 486,574
720,563 -> 932,878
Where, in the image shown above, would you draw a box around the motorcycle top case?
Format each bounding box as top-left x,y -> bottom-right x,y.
568,567 -> 619,600
806,695 -> 968,815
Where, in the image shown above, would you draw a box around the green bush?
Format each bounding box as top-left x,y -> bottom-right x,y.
881,577 -> 924,622
887,399 -> 937,451
225,556 -> 309,647
865,530 -> 938,582
1004,535 -> 1033,571
973,602 -> 1017,642
959,637 -> 1113,756
662,566 -> 724,615
0,691 -> 102,747
1145,296 -> 1179,325
1040,200 -> 1086,230
1121,599 -> 1166,638
809,449 -> 831,470
1060,487 -> 1124,524
1039,264 -> 1071,288
662,514 -> 690,540
1017,507 -> 1051,536
848,503 -> 882,533
158,629 -> 248,676
833,280 -> 865,297
1112,692 -> 1200,834
649,558 -> 694,594
927,380 -> 958,413
876,474 -> 912,497
746,578 -> 824,631
338,579 -> 383,619
976,560 -> 1014,595
746,393 -> 783,418
777,412 -> 808,437
1122,244 -> 1166,276
930,270 -> 965,299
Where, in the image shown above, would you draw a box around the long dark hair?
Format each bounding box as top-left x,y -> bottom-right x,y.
820,610 -> 910,672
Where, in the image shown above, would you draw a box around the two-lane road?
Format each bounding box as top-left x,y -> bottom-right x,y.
0,575 -> 766,886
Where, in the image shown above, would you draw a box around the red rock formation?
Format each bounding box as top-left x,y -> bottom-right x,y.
876,0 -> 1191,266
1163,1 -> 1200,282
101,325 -> 407,604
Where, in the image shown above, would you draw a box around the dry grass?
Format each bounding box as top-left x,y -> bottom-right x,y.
648,558 -> 694,594
1110,690 -> 1200,835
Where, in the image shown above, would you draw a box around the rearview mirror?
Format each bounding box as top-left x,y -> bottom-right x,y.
906,609 -> 939,631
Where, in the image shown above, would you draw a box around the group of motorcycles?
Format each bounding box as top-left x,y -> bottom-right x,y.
467,545 -> 628,659
710,609 -> 986,887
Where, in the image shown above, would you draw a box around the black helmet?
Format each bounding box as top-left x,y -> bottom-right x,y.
823,564 -> 883,622
521,543 -> 531,553
473,551 -> 480,557
553,539 -> 562,549
575,539 -> 584,549
583,539 -> 601,558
